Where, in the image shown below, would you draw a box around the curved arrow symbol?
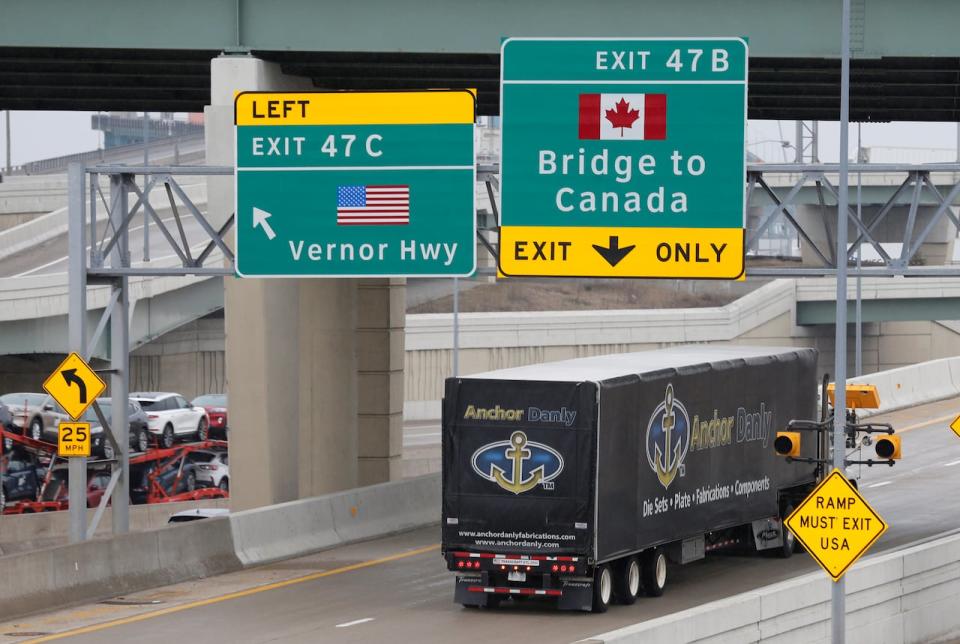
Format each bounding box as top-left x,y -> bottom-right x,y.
61,369 -> 87,403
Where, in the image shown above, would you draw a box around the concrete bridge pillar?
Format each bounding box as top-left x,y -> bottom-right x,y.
206,55 -> 404,510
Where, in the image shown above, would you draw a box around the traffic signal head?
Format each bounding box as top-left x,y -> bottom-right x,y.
774,431 -> 801,457
875,434 -> 901,460
826,384 -> 881,409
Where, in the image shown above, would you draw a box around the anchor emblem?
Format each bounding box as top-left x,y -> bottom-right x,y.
646,384 -> 690,490
471,430 -> 564,495
493,432 -> 543,495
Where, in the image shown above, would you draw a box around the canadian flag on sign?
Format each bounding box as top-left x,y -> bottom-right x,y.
579,93 -> 667,140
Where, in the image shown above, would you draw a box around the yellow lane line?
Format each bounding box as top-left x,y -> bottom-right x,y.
895,413 -> 958,435
25,543 -> 440,643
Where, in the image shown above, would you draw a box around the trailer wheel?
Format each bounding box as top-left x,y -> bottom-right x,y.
613,556 -> 641,605
592,564 -> 613,613
779,504 -> 797,558
641,548 -> 667,597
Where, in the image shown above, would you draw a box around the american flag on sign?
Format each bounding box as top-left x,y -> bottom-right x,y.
336,185 -> 410,225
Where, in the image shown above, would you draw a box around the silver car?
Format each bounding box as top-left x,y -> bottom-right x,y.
0,393 -> 69,442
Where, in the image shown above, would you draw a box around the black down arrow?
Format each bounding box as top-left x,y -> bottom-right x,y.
592,236 -> 635,267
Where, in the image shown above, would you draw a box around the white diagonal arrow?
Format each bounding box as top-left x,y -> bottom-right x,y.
252,207 -> 276,241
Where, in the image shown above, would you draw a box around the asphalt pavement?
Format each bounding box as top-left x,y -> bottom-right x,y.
2,397 -> 959,643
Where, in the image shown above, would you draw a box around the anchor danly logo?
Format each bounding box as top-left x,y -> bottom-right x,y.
471,431 -> 564,495
646,384 -> 691,490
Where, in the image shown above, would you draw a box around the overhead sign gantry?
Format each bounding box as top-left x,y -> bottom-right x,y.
497,37 -> 747,279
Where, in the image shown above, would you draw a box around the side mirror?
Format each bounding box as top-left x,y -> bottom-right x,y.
43,404 -> 54,412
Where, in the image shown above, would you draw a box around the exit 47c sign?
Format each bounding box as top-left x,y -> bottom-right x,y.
234,90 -> 476,277
498,38 -> 747,279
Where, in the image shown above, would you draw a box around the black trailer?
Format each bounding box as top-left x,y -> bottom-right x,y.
441,345 -> 820,612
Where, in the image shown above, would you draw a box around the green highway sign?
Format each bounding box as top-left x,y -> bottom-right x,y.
235,90 -> 476,277
498,38 -> 747,279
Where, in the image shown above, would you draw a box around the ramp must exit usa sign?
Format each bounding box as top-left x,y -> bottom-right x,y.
498,38 -> 747,279
785,469 -> 888,581
234,90 -> 476,278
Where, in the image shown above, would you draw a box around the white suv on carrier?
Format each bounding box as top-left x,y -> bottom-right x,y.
130,392 -> 209,448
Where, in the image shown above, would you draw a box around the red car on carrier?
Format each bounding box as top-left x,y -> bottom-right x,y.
191,394 -> 228,439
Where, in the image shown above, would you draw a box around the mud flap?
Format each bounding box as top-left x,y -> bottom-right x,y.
558,579 -> 593,612
454,574 -> 489,607
752,517 -> 784,551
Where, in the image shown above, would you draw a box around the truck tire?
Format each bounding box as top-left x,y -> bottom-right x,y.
613,556 -> 641,605
779,504 -> 797,558
592,564 -> 613,613
641,548 -> 667,597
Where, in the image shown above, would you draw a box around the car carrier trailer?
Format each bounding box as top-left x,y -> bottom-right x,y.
441,345 -> 821,612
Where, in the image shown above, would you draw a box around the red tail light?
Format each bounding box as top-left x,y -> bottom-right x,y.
458,561 -> 465,568
560,565 -> 568,572
552,564 -> 559,572
147,414 -> 158,420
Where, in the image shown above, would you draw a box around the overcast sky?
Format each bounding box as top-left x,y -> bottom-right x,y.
1,110 -> 958,168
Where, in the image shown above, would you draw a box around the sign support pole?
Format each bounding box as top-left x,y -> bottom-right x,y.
109,174 -> 131,534
855,122 -> 863,378
833,0 -> 852,641
67,162 -> 88,543
453,277 -> 460,377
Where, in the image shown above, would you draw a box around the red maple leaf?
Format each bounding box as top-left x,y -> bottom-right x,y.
605,98 -> 640,137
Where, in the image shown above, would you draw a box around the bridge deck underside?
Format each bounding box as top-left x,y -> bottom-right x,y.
2,46 -> 960,121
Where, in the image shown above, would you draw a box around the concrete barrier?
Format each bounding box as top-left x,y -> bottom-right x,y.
0,473 -> 440,621
229,473 -> 440,566
849,356 -> 960,418
229,496 -> 340,566
0,498 -> 228,555
0,517 -> 239,622
580,530 -> 960,644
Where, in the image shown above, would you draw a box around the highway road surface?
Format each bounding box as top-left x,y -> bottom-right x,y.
2,397 -> 960,643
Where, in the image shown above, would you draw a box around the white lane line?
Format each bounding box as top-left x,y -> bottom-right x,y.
868,481 -> 892,488
335,618 -> 374,628
944,459 -> 960,467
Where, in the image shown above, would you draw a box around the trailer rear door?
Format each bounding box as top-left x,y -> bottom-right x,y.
442,378 -> 597,557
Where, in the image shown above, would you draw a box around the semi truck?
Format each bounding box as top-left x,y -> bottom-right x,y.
441,345 -> 820,612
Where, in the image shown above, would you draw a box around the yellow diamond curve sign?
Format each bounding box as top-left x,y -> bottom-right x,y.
42,352 -> 106,420
950,414 -> 960,439
785,469 -> 888,582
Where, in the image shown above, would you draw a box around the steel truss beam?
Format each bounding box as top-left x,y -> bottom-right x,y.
478,162 -> 960,278
68,164 -> 234,541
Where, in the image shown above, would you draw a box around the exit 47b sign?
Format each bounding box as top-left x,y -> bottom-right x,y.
234,90 -> 476,277
498,38 -> 747,279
